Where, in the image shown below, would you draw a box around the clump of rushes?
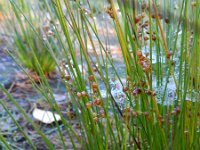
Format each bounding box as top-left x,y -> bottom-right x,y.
3,0 -> 200,149
13,26 -> 58,76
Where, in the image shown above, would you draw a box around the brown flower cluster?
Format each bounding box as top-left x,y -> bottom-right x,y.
136,50 -> 151,73
105,6 -> 115,19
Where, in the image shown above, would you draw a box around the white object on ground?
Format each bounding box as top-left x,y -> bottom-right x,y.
32,108 -> 61,124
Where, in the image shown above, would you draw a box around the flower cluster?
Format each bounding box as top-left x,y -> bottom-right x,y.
136,50 -> 151,73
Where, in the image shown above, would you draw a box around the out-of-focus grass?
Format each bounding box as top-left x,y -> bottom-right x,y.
0,0 -> 199,149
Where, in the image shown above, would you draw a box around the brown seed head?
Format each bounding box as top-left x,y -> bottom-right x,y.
127,76 -> 131,81
171,110 -> 176,115
141,3 -> 147,10
175,106 -> 181,114
158,13 -> 163,19
166,51 -> 173,59
92,67 -> 97,72
152,35 -> 157,41
151,14 -> 156,19
191,2 -> 196,7
145,90 -> 152,95
142,22 -> 149,28
99,111 -> 106,118
144,36 -> 149,41
133,88 -> 142,96
92,82 -> 98,89
197,111 -> 200,117
75,123 -> 81,129
164,18 -> 170,24
88,75 -> 94,81
81,91 -> 87,97
143,112 -> 149,117
86,102 -> 93,108
151,91 -> 157,96
93,98 -> 103,106
132,111 -> 138,117
65,75 -> 71,81
77,92 -> 82,98
171,60 -> 176,66
123,86 -> 129,92
93,117 -> 98,122
146,31 -> 150,34
136,50 -> 143,58
67,111 -> 76,119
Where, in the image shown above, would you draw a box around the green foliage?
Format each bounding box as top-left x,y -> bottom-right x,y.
9,0 -> 59,75
13,26 -> 57,74
0,0 -> 199,149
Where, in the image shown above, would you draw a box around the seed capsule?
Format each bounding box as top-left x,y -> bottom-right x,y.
132,111 -> 138,117
160,118 -> 165,125
133,88 -> 142,96
136,50 -> 143,58
93,98 -> 103,106
146,31 -> 150,34
134,14 -> 145,24
171,60 -> 176,66
175,106 -> 181,114
88,75 -> 94,81
43,25 -> 49,32
145,90 -> 152,95
124,107 -> 131,113
158,13 -> 163,19
81,91 -> 87,97
99,111 -> 106,118
123,86 -> 129,92
92,82 -> 98,89
152,35 -> 157,41
141,3 -> 147,10
142,23 -> 149,28
151,14 -> 156,19
92,67 -> 97,72
197,111 -> 200,117
65,75 -> 71,81
144,36 -> 149,41
75,123 -> 81,129
143,112 -> 149,117
86,102 -> 93,108
67,111 -> 76,119
93,117 -> 98,122
151,91 -> 156,96
164,18 -> 170,24
191,2 -> 196,7
127,76 -> 132,81
144,66 -> 151,73
140,80 -> 147,87
77,92 -> 82,98
171,110 -> 176,115
166,51 -> 173,59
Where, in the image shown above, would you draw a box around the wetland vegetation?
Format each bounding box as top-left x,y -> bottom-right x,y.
0,0 -> 199,149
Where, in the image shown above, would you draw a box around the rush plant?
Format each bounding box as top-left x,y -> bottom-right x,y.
9,0 -> 59,75
0,0 -> 199,149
